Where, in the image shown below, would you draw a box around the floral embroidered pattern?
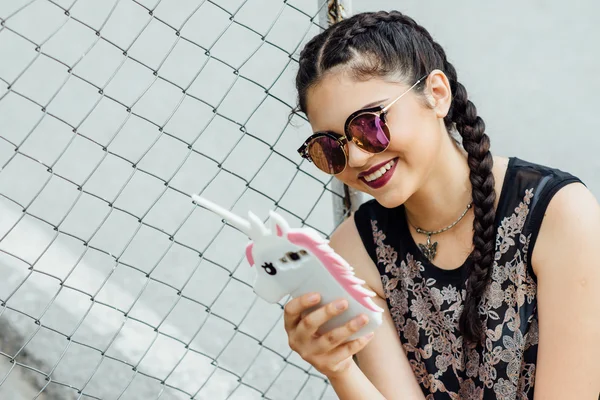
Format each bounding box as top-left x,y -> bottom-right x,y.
373,189 -> 539,399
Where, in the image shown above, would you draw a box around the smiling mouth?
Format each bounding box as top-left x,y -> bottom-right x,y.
359,158 -> 398,189
362,159 -> 396,182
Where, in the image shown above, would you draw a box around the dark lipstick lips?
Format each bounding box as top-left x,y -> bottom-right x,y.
358,158 -> 398,178
359,157 -> 398,190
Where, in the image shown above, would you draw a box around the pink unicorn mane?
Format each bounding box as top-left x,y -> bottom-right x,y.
286,229 -> 383,313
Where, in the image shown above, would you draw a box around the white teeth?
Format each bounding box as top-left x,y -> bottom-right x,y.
363,159 -> 395,182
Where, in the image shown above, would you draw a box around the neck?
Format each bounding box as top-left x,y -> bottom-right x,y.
404,132 -> 473,232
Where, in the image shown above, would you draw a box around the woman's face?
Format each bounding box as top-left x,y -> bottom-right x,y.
305,70 -> 451,208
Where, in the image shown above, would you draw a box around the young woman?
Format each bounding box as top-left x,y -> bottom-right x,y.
283,10 -> 600,400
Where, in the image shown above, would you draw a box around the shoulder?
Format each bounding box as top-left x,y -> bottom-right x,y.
328,207 -> 386,298
532,181 -> 600,275
503,157 -> 581,189
497,157 -> 584,258
498,159 -> 600,397
526,182 -> 600,397
493,157 -> 578,215
541,180 -> 598,224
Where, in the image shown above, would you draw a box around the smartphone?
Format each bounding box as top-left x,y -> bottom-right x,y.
192,194 -> 383,341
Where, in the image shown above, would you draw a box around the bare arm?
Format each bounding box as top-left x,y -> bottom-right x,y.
327,215 -> 425,400
532,183 -> 600,399
327,296 -> 425,400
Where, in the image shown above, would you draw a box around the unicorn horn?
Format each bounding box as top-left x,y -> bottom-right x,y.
191,194 -> 253,238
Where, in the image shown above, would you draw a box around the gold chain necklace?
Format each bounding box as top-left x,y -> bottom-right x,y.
407,202 -> 473,262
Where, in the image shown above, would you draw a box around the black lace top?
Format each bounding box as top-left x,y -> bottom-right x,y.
354,157 -> 582,399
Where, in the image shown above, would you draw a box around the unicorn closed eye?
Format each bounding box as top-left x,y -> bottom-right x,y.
191,194 -> 383,341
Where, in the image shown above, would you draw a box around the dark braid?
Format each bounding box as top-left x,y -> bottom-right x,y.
295,11 -> 496,346
447,73 -> 497,348
400,16 -> 497,346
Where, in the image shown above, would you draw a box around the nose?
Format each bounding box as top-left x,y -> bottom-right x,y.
346,141 -> 373,169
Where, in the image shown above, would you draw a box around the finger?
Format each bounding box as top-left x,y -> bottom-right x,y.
327,332 -> 375,367
315,314 -> 369,353
284,293 -> 321,332
296,299 -> 348,340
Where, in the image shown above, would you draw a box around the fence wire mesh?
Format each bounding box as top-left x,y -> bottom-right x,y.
0,0 -> 352,398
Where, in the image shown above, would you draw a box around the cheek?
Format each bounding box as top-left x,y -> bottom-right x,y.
387,112 -> 440,160
337,167 -> 356,183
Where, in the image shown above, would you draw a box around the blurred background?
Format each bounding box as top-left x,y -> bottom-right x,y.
0,0 -> 597,399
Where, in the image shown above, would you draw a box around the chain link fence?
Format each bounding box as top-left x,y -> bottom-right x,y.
0,0 -> 354,398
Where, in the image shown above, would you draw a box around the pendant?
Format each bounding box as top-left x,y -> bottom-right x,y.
418,234 -> 438,261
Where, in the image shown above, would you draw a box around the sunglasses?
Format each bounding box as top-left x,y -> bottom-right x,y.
297,75 -> 428,175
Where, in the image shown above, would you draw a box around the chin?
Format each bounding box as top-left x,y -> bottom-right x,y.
363,172 -> 415,209
372,191 -> 408,209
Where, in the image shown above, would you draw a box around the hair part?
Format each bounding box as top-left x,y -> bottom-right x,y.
295,10 -> 496,347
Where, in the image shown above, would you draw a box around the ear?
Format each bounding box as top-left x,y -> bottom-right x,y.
269,211 -> 290,237
248,211 -> 268,238
425,69 -> 452,119
245,242 -> 254,266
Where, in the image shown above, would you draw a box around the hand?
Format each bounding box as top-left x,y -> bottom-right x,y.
284,292 -> 375,379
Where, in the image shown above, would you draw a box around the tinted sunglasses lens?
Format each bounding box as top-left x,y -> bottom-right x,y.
347,113 -> 390,153
307,136 -> 346,174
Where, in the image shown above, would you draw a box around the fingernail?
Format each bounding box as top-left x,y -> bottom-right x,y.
335,300 -> 347,310
353,315 -> 367,328
365,332 -> 374,339
308,294 -> 319,303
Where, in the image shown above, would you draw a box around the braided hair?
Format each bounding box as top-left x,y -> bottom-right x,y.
295,11 -> 496,346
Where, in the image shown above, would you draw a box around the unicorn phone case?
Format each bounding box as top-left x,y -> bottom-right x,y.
191,194 -> 383,342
